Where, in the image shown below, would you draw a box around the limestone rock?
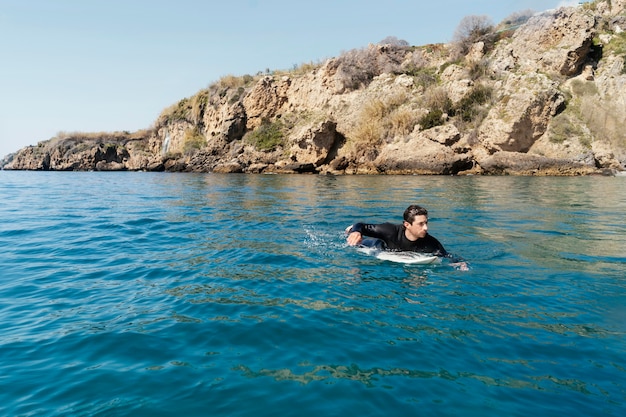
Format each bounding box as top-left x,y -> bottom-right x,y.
466,41 -> 485,63
592,141 -> 623,170
213,161 -> 244,173
96,161 -> 126,171
420,124 -> 462,147
478,73 -> 565,153
491,7 -> 596,76
163,158 -> 186,172
289,121 -> 341,166
440,64 -> 473,103
204,101 -> 247,143
243,76 -> 290,130
375,126 -> 472,175
478,151 -> 597,175
4,1 -> 625,176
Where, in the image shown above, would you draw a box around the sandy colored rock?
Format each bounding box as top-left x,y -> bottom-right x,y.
3,1 -> 625,175
478,73 -> 566,153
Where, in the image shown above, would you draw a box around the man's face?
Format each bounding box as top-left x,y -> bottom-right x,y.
404,215 -> 429,239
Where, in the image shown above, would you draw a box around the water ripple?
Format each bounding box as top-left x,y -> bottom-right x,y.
0,172 -> 624,416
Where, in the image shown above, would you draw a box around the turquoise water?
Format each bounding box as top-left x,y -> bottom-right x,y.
1,171 -> 625,416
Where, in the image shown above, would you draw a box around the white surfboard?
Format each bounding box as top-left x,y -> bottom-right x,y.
356,244 -> 442,265
374,250 -> 441,264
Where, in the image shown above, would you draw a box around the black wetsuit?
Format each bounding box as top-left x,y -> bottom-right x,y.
349,222 -> 448,256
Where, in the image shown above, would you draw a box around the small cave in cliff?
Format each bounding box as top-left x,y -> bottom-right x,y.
322,131 -> 346,166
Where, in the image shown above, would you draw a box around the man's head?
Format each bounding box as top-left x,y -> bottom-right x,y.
403,205 -> 428,224
403,205 -> 429,240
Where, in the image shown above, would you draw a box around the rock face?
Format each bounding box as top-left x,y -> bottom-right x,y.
5,134 -> 154,171
477,73 -> 566,153
375,124 -> 472,174
290,121 -> 343,167
3,0 -> 625,175
491,7 -> 597,76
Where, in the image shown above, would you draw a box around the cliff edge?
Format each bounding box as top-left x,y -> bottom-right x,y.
4,0 -> 626,175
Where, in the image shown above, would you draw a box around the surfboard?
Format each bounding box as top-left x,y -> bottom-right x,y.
373,250 -> 441,264
356,238 -> 442,265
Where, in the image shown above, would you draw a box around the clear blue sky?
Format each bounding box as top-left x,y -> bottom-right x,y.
1,0 -> 574,158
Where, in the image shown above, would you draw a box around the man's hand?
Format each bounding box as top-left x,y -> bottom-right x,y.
346,231 -> 363,246
450,262 -> 469,271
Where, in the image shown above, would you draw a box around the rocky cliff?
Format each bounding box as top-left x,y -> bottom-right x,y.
3,0 -> 626,175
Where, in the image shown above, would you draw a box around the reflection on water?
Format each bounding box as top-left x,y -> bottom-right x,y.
0,172 -> 624,417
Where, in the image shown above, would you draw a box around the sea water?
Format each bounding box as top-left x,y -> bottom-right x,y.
1,171 -> 624,417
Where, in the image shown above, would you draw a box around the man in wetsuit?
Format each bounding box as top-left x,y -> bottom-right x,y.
345,204 -> 448,256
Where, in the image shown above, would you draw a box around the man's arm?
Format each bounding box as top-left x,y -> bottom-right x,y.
433,237 -> 469,270
345,223 -> 396,246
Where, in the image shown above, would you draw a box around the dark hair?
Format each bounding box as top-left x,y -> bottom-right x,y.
403,205 -> 428,223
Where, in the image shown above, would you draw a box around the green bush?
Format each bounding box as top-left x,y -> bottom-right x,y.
570,79 -> 599,96
246,119 -> 284,151
182,128 -> 205,155
455,84 -> 493,122
408,67 -> 439,89
605,31 -> 626,59
549,114 -> 582,144
418,109 -> 445,130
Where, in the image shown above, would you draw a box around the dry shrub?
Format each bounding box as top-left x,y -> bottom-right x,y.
129,128 -> 155,139
385,93 -> 419,138
452,15 -> 494,56
412,67 -> 439,89
401,49 -> 427,74
498,9 -> 534,29
362,99 -> 387,120
351,99 -> 390,147
218,74 -> 245,89
190,90 -> 209,124
378,36 -> 410,47
333,44 -> 409,91
385,91 -> 408,109
388,107 -> 419,137
468,59 -> 490,80
53,130 -> 131,141
160,91 -> 211,125
159,98 -> 191,124
352,92 -> 418,145
417,84 -> 492,131
351,118 -> 384,152
405,48 -> 427,63
290,61 -> 322,76
424,88 -> 454,115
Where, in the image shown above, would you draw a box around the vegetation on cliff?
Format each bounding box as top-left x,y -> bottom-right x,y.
3,0 -> 625,175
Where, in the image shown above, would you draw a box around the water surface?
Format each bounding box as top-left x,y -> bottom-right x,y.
1,172 -> 624,416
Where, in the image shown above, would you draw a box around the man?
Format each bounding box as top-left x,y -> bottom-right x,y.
345,204 -> 448,256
